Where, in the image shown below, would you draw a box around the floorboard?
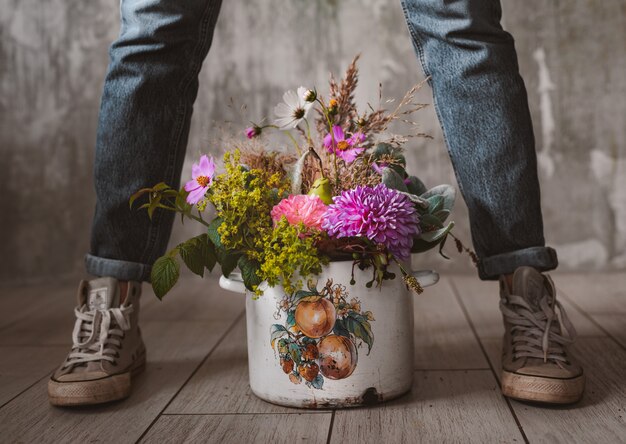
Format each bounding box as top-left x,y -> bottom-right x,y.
330,370 -> 524,444
141,413 -> 333,444
0,272 -> 622,444
413,278 -> 489,370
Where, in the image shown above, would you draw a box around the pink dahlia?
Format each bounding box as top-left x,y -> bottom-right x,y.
184,155 -> 216,204
271,194 -> 328,230
322,184 -> 420,260
323,125 -> 366,164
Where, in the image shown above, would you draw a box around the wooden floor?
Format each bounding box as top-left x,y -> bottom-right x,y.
0,272 -> 624,443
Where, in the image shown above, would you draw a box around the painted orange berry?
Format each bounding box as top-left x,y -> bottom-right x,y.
295,297 -> 336,339
298,362 -> 320,382
318,335 -> 358,380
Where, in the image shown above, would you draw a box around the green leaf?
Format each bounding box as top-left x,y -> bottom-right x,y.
433,209 -> 451,224
412,221 -> 455,253
221,252 -> 242,277
332,318 -> 350,338
372,143 -> 391,158
152,182 -> 170,192
426,195 -> 444,214
178,239 -> 205,278
238,255 -> 262,290
207,217 -> 223,249
270,324 -> 288,349
286,310 -> 296,328
197,233 -> 217,271
381,167 -> 409,193
420,221 -> 455,243
147,194 -> 162,219
345,312 -> 374,354
420,185 -> 456,212
288,342 -> 302,364
420,213 -> 444,230
309,374 -> 324,390
150,255 -> 180,300
405,176 -> 427,196
129,188 -> 150,209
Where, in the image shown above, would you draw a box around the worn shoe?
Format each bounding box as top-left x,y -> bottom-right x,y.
48,277 -> 146,406
499,267 -> 585,404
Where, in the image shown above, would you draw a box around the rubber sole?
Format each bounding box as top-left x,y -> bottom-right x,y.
501,370 -> 585,404
48,357 -> 146,407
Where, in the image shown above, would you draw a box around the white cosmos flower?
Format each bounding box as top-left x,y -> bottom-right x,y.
274,86 -> 313,129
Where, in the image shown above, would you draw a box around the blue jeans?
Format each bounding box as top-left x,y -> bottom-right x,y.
86,0 -> 558,282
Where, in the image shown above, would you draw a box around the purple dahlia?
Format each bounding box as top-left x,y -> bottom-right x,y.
322,184 -> 421,260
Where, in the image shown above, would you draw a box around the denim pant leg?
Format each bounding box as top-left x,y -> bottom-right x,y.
86,0 -> 223,282
400,0 -> 558,280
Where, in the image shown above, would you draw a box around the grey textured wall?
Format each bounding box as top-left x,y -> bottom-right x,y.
1,0 -> 625,285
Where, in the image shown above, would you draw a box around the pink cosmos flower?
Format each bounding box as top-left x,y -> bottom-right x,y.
184,155 -> 216,204
323,126 -> 366,164
271,194 -> 328,230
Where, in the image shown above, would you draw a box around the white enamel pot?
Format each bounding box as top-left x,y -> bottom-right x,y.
219,260 -> 438,408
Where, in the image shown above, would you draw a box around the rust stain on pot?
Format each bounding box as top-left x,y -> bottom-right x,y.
301,387 -> 383,409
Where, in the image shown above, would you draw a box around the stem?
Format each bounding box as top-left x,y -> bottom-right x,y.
263,124 -> 302,156
304,118 -> 313,146
317,99 -> 341,189
285,131 -> 302,156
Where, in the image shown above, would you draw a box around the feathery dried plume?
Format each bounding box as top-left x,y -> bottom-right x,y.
239,144 -> 296,179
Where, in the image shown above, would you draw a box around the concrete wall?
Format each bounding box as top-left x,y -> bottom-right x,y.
1,0 -> 624,285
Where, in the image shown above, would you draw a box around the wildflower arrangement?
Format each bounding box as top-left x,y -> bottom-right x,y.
132,56 -> 470,300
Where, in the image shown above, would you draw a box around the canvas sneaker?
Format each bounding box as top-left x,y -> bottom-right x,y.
48,277 -> 146,406
499,267 -> 585,404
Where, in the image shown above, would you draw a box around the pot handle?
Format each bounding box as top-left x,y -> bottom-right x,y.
411,269 -> 440,288
219,272 -> 247,294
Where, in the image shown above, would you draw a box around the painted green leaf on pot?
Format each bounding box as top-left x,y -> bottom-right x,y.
270,324 -> 288,349
309,374 -> 324,390
345,312 -> 374,354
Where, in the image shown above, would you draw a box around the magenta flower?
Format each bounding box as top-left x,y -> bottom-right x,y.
322,184 -> 420,260
271,194 -> 328,230
323,126 -> 366,164
245,126 -> 261,139
184,155 -> 216,204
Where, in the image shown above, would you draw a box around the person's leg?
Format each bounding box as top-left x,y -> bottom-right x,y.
399,0 -> 557,280
87,0 -> 223,282
49,0 -> 223,407
400,0 -> 584,404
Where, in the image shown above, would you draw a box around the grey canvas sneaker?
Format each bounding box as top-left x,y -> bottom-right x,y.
499,267 -> 585,404
48,277 -> 146,406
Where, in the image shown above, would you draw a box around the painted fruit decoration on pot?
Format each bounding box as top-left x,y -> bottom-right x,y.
270,279 -> 375,389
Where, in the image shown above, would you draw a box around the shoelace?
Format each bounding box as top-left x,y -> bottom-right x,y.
500,275 -> 576,364
63,304 -> 133,368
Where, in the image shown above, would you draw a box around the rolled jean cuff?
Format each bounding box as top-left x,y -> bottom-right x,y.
478,246 -> 558,280
85,254 -> 151,282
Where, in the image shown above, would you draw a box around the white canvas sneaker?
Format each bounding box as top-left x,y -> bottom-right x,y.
48,277 -> 146,406
499,267 -> 585,404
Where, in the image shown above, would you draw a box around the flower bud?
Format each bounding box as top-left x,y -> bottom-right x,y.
304,89 -> 317,102
245,125 -> 262,139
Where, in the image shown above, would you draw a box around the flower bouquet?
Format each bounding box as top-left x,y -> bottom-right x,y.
131,56 -> 472,407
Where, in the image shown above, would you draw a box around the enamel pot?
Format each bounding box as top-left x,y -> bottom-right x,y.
219,260 -> 438,409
